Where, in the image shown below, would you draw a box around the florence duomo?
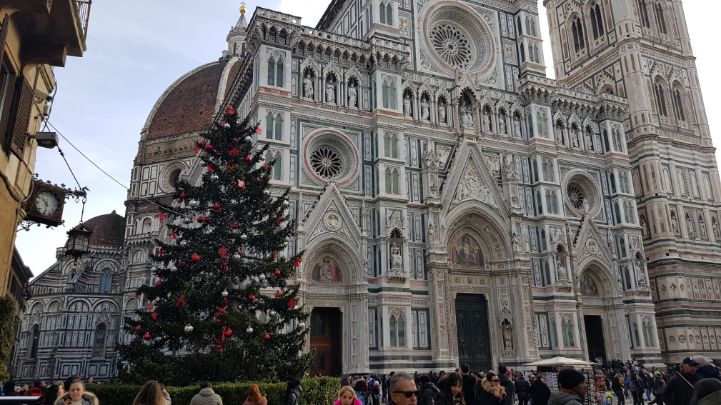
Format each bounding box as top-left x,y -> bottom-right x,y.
8,0 -> 721,382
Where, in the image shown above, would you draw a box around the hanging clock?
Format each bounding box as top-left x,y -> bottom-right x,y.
24,180 -> 66,226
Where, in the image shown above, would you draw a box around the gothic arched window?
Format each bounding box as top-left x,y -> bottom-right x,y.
385,168 -> 400,195
637,0 -> 651,28
382,78 -> 397,110
654,3 -> 667,34
390,312 -> 406,347
100,272 -> 112,294
267,57 -> 276,86
654,79 -> 668,117
590,3 -> 604,40
571,16 -> 586,52
275,58 -> 284,87
642,318 -> 656,347
93,323 -> 106,357
672,85 -> 686,122
274,114 -> 284,141
380,2 -> 393,25
562,317 -> 575,347
30,324 -> 40,358
266,112 -> 275,139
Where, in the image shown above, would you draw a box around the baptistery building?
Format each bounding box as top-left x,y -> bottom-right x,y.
13,0 -> 721,380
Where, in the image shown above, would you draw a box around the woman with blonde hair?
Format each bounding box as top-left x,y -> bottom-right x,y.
334,386 -> 363,405
242,384 -> 267,405
53,378 -> 98,405
132,380 -> 166,405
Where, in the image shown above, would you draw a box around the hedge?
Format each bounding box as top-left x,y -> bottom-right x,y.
0,296 -> 19,381
88,376 -> 339,405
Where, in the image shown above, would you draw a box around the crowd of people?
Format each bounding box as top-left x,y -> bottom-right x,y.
1,356 -> 720,405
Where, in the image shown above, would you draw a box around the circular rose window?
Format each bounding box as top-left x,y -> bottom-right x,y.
567,183 -> 586,210
303,130 -> 360,186
431,24 -> 472,70
564,173 -> 601,216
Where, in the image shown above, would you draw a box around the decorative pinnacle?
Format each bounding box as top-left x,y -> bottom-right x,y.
240,1 -> 247,16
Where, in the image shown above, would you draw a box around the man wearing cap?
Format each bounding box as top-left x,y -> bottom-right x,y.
548,368 -> 586,405
664,356 -> 700,405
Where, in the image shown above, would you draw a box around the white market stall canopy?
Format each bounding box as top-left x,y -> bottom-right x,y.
523,356 -> 597,368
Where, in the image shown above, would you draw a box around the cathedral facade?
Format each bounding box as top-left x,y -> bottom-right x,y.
12,0 -> 720,380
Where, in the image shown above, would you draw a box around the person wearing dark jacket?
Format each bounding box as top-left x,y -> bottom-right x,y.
460,365 -> 476,405
283,379 -> 301,405
497,366 -> 513,405
476,373 -> 506,405
529,376 -> 551,405
435,372 -> 465,405
665,357 -> 701,405
419,375 -> 440,405
626,371 -> 645,405
513,375 -> 531,405
690,378 -> 721,405
650,372 -> 667,405
612,373 -> 626,405
548,369 -> 586,405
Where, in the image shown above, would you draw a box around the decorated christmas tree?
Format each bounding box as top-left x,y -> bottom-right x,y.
120,105 -> 310,384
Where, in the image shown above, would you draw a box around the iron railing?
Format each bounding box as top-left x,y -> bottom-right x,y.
75,0 -> 92,40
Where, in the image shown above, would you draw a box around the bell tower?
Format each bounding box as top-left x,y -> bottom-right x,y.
224,1 -> 248,58
543,0 -> 721,363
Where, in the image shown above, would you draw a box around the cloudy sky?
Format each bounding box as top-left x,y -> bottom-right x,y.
16,1 -> 721,274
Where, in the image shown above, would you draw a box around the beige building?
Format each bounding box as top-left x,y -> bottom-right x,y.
0,1 -> 90,302
544,0 -> 721,363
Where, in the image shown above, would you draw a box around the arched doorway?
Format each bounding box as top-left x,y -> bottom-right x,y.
579,265 -> 619,364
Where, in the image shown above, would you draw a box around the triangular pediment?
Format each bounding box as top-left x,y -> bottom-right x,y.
441,141 -> 509,218
302,183 -> 362,249
572,216 -> 614,270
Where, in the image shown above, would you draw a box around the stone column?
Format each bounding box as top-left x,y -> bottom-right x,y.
428,261 -> 452,362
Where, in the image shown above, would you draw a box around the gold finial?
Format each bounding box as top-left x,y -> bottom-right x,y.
240,1 -> 247,16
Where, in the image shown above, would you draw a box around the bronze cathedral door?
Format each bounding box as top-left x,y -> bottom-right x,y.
310,308 -> 342,376
455,294 -> 492,371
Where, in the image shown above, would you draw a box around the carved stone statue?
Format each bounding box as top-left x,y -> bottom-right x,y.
482,111 -> 490,132
326,81 -> 336,104
347,83 -> 357,108
671,213 -> 679,235
420,99 -> 430,121
403,94 -> 412,117
502,320 -> 513,350
556,255 -> 569,281
700,217 -> 708,238
585,131 -> 593,150
499,115 -> 507,134
571,128 -> 579,148
439,104 -> 447,123
513,115 -> 521,138
390,244 -> 403,271
512,233 -> 520,253
303,75 -> 314,99
504,157 -> 518,181
462,107 -> 473,128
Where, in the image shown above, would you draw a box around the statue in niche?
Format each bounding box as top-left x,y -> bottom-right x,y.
513,114 -> 522,137
462,107 -> 474,128
686,216 -> 695,238
347,82 -> 357,108
403,94 -> 412,117
671,213 -> 679,235
499,115 -> 507,134
571,128 -> 579,148
326,80 -> 336,104
390,244 -> 403,271
438,104 -> 447,123
585,131 -> 593,150
303,75 -> 314,99
504,156 -> 518,180
700,217 -> 707,238
502,319 -> 513,350
512,233 -> 520,253
421,98 -> 430,121
713,219 -> 720,239
482,110 -> 490,133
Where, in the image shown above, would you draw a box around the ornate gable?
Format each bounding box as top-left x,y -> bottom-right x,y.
441,140 -> 509,218
301,183 -> 362,249
572,216 -> 614,272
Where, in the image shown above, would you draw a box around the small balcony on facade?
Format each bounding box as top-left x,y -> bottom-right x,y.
1,0 -> 92,66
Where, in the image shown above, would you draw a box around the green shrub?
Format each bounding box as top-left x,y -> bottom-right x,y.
88,377 -> 339,405
0,296 -> 19,381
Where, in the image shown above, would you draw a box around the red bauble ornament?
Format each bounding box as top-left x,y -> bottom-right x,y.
275,290 -> 282,298
179,191 -> 187,200
204,143 -> 214,151
157,212 -> 166,222
224,328 -> 233,337
178,261 -> 187,269
155,280 -> 162,288
225,105 -> 236,115
275,215 -> 282,225
293,257 -> 302,268
135,324 -> 142,332
212,202 -> 221,212
256,127 -> 263,135
237,180 -> 245,189
244,155 -> 252,162
263,332 -> 271,342
143,332 -> 152,341
288,299 -> 297,310
151,311 -> 158,321
218,246 -> 229,258
192,145 -> 201,154
274,268 -> 281,277
248,293 -> 256,302
191,253 -> 201,263
170,231 -> 177,240
158,249 -> 166,257
231,223 -> 239,230
229,147 -> 240,156
146,302 -> 154,311
175,294 -> 187,307
207,165 -> 215,174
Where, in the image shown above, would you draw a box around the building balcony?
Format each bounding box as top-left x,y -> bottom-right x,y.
2,0 -> 91,66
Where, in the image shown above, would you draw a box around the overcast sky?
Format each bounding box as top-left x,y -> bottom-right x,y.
16,1 -> 721,275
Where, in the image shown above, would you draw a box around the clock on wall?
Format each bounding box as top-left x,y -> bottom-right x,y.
24,180 -> 66,226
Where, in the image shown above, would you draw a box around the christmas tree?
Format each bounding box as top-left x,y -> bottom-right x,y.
120,105 -> 311,384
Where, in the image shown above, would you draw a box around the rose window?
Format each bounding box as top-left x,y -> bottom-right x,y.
310,145 -> 342,180
567,183 -> 586,210
431,24 -> 472,69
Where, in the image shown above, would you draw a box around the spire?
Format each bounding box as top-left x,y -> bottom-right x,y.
224,1 -> 248,58
234,1 -> 248,31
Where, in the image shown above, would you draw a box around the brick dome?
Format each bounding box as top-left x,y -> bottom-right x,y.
82,211 -> 126,247
144,59 -> 241,140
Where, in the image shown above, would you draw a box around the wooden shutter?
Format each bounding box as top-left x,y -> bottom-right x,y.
0,16 -> 9,67
8,76 -> 33,157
